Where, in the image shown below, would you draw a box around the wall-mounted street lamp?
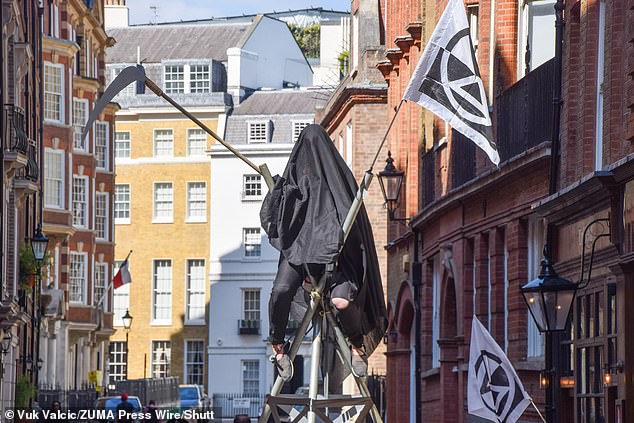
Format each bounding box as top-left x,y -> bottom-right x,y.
122,309 -> 133,380
30,225 -> 49,266
0,330 -> 11,380
377,151 -> 407,222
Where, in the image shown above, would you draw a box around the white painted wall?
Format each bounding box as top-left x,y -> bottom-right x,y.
228,16 -> 313,98
208,144 -> 312,396
104,5 -> 129,29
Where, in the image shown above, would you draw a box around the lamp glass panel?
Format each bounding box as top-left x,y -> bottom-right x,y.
543,289 -> 574,331
385,174 -> 403,202
32,240 -> 48,261
524,291 -> 548,332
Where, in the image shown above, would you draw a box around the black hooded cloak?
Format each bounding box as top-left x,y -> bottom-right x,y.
260,124 -> 387,359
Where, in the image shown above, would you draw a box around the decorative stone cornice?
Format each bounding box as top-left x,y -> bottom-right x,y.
73,75 -> 100,92
385,48 -> 402,66
395,36 -> 415,55
376,60 -> 393,80
43,36 -> 80,57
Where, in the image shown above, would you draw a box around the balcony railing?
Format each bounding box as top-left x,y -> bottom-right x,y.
3,104 -> 29,155
451,129 -> 476,188
422,149 -> 435,207
238,319 -> 261,335
496,58 -> 555,162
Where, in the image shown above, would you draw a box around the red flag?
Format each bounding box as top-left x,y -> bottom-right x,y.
113,259 -> 131,289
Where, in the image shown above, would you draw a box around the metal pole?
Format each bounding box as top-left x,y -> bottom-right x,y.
125,330 -> 129,380
143,79 -> 275,190
307,308 -> 322,423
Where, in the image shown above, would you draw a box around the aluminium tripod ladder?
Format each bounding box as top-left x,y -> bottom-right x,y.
259,171 -> 384,423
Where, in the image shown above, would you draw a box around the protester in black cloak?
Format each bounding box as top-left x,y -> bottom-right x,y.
260,124 -> 387,381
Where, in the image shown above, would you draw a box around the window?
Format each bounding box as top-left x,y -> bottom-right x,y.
242,360 -> 259,395
96,122 -> 109,169
185,340 -> 205,385
186,182 -> 206,222
154,129 -> 173,157
242,175 -> 262,200
527,218 -> 545,357
243,228 -> 261,258
115,132 -> 131,158
467,6 -> 479,56
94,263 -> 107,307
73,98 -> 89,150
243,289 -> 260,321
72,176 -> 88,228
153,183 -> 173,223
431,256 -> 440,368
518,0 -> 556,76
151,341 -> 171,378
108,342 -> 127,383
186,259 -> 206,322
292,120 -> 311,142
114,184 -> 130,223
69,252 -> 87,303
44,63 -> 63,122
187,129 -> 206,156
95,192 -> 108,240
164,65 -> 184,94
113,262 -> 130,326
111,68 -> 136,96
44,149 -> 64,209
152,259 -> 172,323
247,122 -> 269,143
190,65 -> 210,93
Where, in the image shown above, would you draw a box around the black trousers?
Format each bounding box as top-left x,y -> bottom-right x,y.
269,256 -> 364,348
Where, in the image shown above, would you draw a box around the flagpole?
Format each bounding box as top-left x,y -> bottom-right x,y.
530,400 -> 547,423
369,99 -> 405,171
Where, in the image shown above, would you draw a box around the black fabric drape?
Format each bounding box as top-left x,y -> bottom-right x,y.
260,124 -> 387,360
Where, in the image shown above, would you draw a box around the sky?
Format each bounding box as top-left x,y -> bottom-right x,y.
127,0 -> 350,25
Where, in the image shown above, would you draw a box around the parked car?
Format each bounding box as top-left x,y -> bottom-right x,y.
179,385 -> 210,411
94,396 -> 143,422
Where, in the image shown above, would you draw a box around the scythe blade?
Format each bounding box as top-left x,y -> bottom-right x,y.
81,65 -> 146,143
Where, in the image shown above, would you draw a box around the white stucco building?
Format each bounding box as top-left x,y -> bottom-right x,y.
208,89 -> 327,417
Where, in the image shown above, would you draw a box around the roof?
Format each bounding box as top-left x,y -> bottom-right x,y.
106,23 -> 251,64
232,89 -> 329,115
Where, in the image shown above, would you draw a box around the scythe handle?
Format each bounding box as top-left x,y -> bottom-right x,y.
144,78 -> 275,190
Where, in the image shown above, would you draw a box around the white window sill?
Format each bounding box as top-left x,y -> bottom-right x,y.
44,205 -> 66,211
242,197 -> 263,202
151,320 -> 173,326
184,320 -> 206,326
115,218 -> 131,225
44,119 -> 69,128
185,218 -> 207,223
152,218 -> 174,224
72,149 -> 91,155
242,256 -> 262,262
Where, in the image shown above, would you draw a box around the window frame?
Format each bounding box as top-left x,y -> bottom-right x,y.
93,262 -> 108,307
184,340 -> 205,386
151,340 -> 171,378
153,182 -> 174,224
114,184 -> 131,224
247,121 -> 270,144
242,174 -> 263,201
115,131 -> 131,159
113,261 -> 130,326
69,252 -> 88,304
291,120 -> 311,143
185,259 -> 206,324
44,62 -> 64,123
72,98 -> 90,151
242,288 -> 261,322
95,192 -> 109,241
241,359 -> 260,396
186,128 -> 207,156
44,148 -> 65,209
72,175 -> 89,228
153,129 -> 174,158
108,341 -> 127,383
186,181 -> 207,223
243,227 -> 262,259
95,121 -> 109,170
152,259 -> 173,325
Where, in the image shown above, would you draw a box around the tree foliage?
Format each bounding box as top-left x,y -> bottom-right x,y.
288,24 -> 321,59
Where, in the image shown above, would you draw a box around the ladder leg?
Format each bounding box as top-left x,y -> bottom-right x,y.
307,311 -> 322,423
324,312 -> 385,423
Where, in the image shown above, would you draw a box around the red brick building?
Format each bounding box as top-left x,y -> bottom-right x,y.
380,0 -> 563,421
40,0 -> 117,392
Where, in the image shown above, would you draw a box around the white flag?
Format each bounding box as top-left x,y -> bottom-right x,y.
468,316 -> 530,423
403,0 -> 499,165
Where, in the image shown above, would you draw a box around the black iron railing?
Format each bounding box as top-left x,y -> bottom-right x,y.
238,319 -> 261,335
422,149 -> 435,207
3,104 -> 29,155
496,58 -> 555,162
451,130 -> 476,188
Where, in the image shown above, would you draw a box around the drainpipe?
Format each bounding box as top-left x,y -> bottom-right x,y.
545,2 -> 565,423
411,227 -> 422,423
